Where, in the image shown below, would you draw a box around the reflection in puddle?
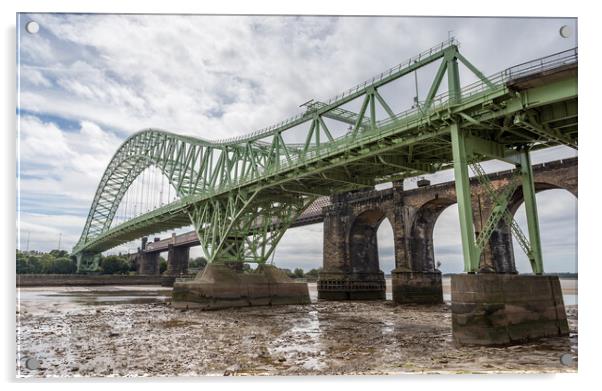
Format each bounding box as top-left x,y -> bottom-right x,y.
270,309 -> 327,371
16,284 -> 578,377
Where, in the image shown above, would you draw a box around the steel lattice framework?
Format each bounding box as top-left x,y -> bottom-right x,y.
73,39 -> 578,273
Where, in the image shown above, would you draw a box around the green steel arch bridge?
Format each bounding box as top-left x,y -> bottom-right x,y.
73,39 -> 577,275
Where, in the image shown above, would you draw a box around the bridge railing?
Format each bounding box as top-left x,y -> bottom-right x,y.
209,38 -> 458,146
321,37 -> 458,106
377,46 -> 578,129
201,44 -> 577,150
265,47 -> 579,176
503,47 -> 578,81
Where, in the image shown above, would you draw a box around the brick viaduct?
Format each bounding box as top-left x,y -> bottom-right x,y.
132,157 -> 577,302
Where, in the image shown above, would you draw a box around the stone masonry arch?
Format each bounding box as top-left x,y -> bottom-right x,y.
409,197 -> 456,272
318,157 -> 577,302
347,207 -> 394,273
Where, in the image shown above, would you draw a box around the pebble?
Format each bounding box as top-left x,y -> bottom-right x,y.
16,291 -> 579,377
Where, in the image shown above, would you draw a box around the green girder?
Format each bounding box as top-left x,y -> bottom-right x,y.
73,40 -> 577,273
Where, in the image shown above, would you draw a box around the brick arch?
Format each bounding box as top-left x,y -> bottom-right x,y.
477,179 -> 577,273
507,181 -> 577,216
410,197 -> 457,271
486,182 -> 575,275
347,206 -> 394,273
532,168 -> 578,198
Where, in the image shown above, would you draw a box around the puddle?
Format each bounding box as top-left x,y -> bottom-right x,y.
16,285 -> 578,377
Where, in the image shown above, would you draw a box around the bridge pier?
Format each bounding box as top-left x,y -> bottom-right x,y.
391,270 -> 443,304
473,195 -> 518,273
449,139 -> 568,345
133,237 -> 161,275
318,196 -> 386,300
165,244 -> 189,276
172,263 -> 310,310
75,251 -> 101,273
451,274 -> 569,345
138,252 -> 160,275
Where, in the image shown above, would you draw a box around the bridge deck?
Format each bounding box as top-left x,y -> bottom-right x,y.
143,157 -> 577,254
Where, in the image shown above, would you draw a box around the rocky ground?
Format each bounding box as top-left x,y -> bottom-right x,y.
16,286 -> 578,377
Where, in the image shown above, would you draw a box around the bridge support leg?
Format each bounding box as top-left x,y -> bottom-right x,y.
520,148 -> 544,274
392,200 -> 443,304
473,197 -> 517,273
173,192 -> 313,309
451,147 -> 567,345
450,123 -> 479,272
165,244 -> 189,276
391,271 -> 443,304
172,263 -> 310,310
75,252 -> 101,273
484,222 -> 517,273
317,198 -> 385,300
138,252 -> 160,275
451,274 -> 568,345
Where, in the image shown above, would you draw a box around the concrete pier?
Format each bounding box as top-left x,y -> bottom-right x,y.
172,263 -> 310,310
391,270 -> 443,304
451,274 -> 569,346
137,253 -> 160,275
165,244 -> 189,276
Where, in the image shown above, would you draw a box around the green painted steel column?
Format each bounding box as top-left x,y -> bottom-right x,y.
369,91 -> 376,130
446,47 -> 461,103
447,46 -> 478,272
450,123 -> 479,272
519,148 -> 544,274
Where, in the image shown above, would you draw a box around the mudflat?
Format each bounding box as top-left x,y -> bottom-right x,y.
16,284 -> 577,377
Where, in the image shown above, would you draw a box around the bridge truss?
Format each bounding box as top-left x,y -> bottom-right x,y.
73,39 -> 577,273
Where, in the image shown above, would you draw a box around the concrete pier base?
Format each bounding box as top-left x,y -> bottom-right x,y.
172,263 -> 310,310
317,271 -> 385,300
451,274 -> 569,346
392,270 -> 443,304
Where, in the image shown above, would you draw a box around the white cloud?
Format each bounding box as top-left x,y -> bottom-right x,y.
17,115 -> 124,251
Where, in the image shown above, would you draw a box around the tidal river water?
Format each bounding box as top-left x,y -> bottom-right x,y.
16,278 -> 578,377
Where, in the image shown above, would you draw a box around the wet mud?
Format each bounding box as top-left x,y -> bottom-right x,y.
16,285 -> 578,377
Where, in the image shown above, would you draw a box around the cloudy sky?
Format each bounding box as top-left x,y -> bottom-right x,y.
16,14 -> 577,273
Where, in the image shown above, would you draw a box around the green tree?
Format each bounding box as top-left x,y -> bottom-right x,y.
49,257 -> 77,274
128,256 -> 138,272
189,257 -> 208,269
16,256 -> 30,274
26,256 -> 43,274
100,255 -> 130,274
16,251 -> 27,274
305,267 -> 322,280
293,268 -> 305,278
159,257 -> 167,273
39,253 -> 56,273
49,249 -> 69,258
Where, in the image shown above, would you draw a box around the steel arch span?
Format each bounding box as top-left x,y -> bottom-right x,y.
73,39 -> 577,273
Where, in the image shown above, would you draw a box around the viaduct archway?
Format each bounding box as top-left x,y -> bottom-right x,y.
318,158 -> 577,302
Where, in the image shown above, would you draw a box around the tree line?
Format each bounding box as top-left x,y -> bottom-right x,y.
16,250 -> 212,275
16,250 -> 139,275
281,267 -> 322,280
16,249 -> 320,278
16,250 -> 77,274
